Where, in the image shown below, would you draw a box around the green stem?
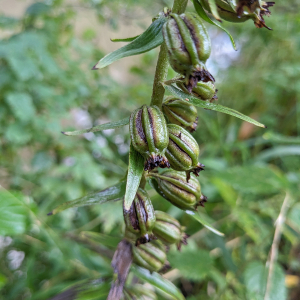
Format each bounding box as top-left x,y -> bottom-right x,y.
150,0 -> 188,109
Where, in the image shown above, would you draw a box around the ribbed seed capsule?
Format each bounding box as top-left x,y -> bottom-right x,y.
124,284 -> 157,300
132,240 -> 167,272
166,124 -> 204,181
162,97 -> 198,132
163,12 -> 214,92
153,210 -> 188,250
150,170 -> 207,210
123,188 -> 156,245
200,0 -> 274,30
130,105 -> 170,171
177,81 -> 218,102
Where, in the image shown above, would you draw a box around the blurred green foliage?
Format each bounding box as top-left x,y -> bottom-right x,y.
0,0 -> 299,299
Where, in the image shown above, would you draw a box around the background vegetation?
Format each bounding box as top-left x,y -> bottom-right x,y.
0,0 -> 299,299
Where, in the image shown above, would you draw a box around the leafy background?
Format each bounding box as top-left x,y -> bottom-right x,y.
0,0 -> 299,299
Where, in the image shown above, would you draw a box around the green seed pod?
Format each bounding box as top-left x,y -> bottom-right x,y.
130,105 -> 170,171
150,170 -> 207,211
165,124 -> 204,181
177,81 -> 217,102
132,240 -> 167,272
153,210 -> 188,250
123,188 -> 156,245
124,284 -> 157,300
200,0 -> 274,30
162,97 -> 198,132
162,12 -> 214,92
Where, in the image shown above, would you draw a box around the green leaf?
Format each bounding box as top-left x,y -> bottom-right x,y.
244,262 -> 287,300
208,0 -> 221,21
287,203 -> 300,231
0,273 -> 7,290
211,177 -> 237,207
168,248 -> 213,281
0,189 -> 27,236
93,17 -> 167,69
164,85 -> 266,128
132,266 -> 185,300
244,261 -> 267,300
26,2 -> 51,16
5,92 -> 36,123
186,209 -> 224,236
62,117 -> 130,136
5,123 -> 32,145
193,0 -> 237,50
48,181 -> 126,215
111,35 -> 140,42
255,146 -> 300,162
124,144 -> 144,210
81,231 -> 121,248
214,165 -> 284,195
267,264 -> 287,300
262,132 -> 300,144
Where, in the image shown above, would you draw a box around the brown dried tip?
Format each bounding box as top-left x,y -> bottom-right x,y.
189,117 -> 198,132
160,262 -> 171,273
198,194 -> 208,208
187,70 -> 215,93
144,155 -> 170,171
135,234 -> 157,246
211,90 -> 218,102
177,233 -> 189,251
186,163 -> 205,182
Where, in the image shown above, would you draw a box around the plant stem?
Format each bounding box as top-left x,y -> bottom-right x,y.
150,0 -> 188,108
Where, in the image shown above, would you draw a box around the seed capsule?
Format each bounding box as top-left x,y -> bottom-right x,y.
153,210 -> 188,250
124,284 -> 157,300
165,124 -> 204,181
150,170 -> 207,211
162,97 -> 198,132
132,240 -> 167,272
200,0 -> 275,30
162,12 -> 214,92
130,105 -> 170,171
123,188 -> 156,245
177,81 -> 218,102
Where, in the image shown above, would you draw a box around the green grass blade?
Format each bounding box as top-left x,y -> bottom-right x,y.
123,144 -> 144,210
111,35 -> 140,42
132,266 -> 185,300
93,17 -> 167,69
48,181 -> 126,215
193,0 -> 237,50
186,209 -> 224,236
164,85 -> 266,128
62,117 -> 129,136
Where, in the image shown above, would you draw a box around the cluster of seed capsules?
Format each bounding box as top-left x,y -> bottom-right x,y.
121,11 -> 217,273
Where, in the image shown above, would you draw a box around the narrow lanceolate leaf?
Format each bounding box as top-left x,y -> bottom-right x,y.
193,0 -> 237,50
93,17 -> 167,69
62,117 -> 129,136
185,209 -> 224,236
132,266 -> 185,300
47,181 -> 126,215
111,35 -> 140,42
208,0 -> 221,21
124,144 -> 144,210
164,85 -> 266,128
0,188 -> 27,236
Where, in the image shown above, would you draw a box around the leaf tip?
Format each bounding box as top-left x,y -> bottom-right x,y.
92,64 -> 98,70
61,131 -> 66,135
264,125 -> 268,129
